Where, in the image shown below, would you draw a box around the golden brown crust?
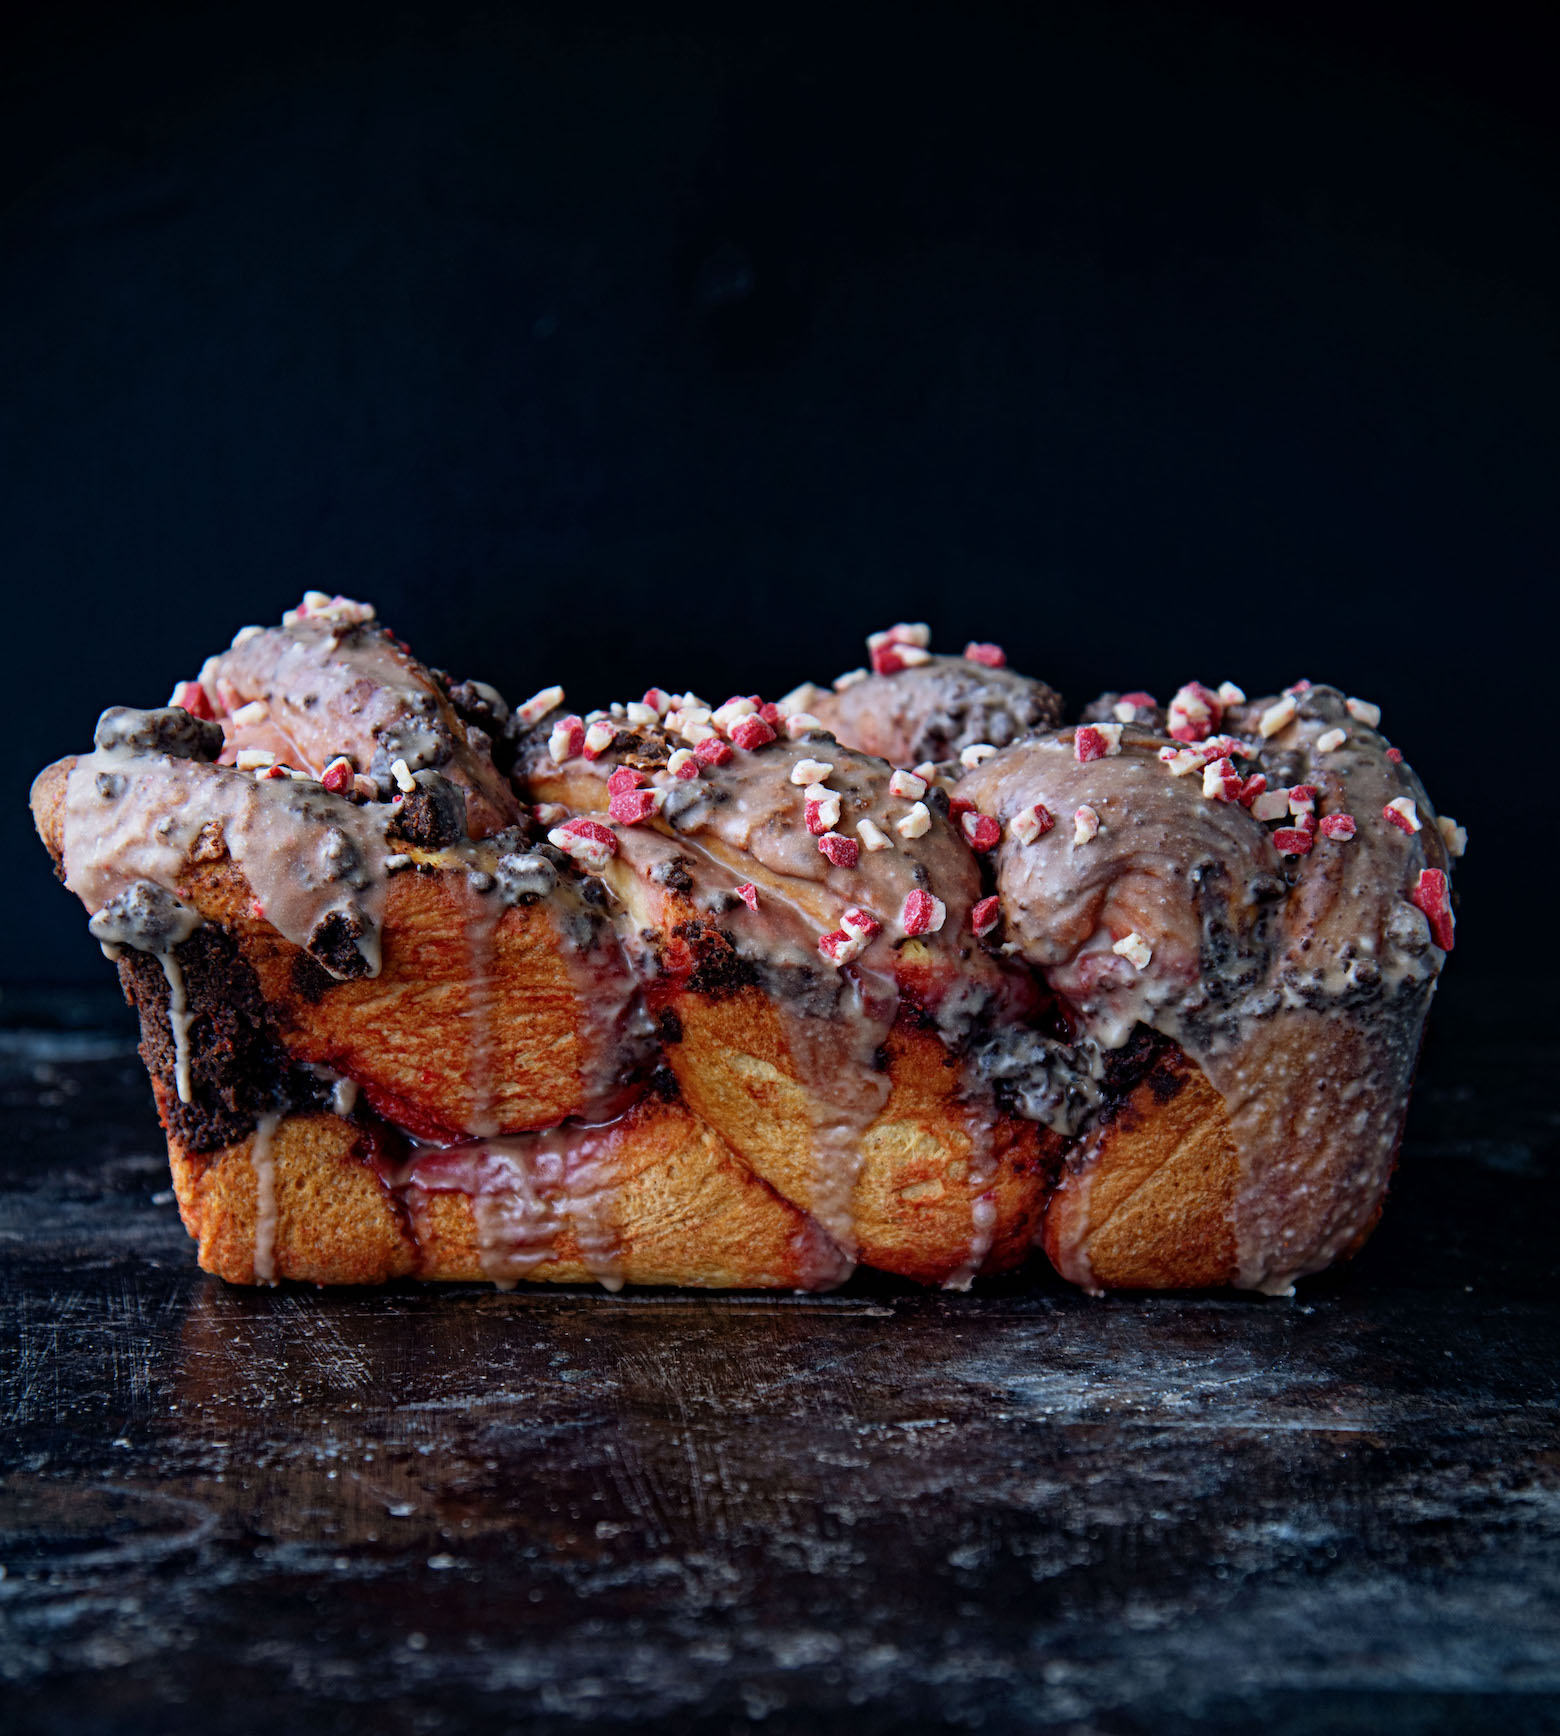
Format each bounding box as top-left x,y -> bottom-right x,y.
1041,1046 -> 1239,1290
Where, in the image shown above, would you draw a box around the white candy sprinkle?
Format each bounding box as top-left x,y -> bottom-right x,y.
1073,805 -> 1100,846
231,625 -> 264,648
1010,806 -> 1046,846
383,854 -> 410,872
1346,697 -> 1382,728
584,709 -> 608,724
959,742 -> 998,768
897,645 -> 932,667
1259,695 -> 1298,738
515,685 -> 565,729
547,827 -> 615,872
808,791 -> 842,830
867,622 -> 931,651
682,722 -> 718,747
609,702 -> 626,719
777,682 -> 827,717
833,668 -> 869,691
391,758 -> 417,794
625,701 -> 659,728
857,817 -> 893,851
785,713 -> 825,739
1251,790 -> 1290,822
1163,748 -> 1204,776
1217,681 -> 1246,707
1112,932 -> 1152,970
1437,815 -> 1467,858
889,769 -> 927,800
1315,727 -> 1347,753
896,802 -> 932,839
236,749 -> 275,771
913,762 -> 940,782
231,699 -> 270,728
583,721 -> 616,756
712,698 -> 757,733
547,726 -> 574,764
1112,701 -> 1137,724
792,758 -> 836,786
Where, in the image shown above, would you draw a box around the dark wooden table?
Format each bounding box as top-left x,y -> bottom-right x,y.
2,980 -> 1557,1735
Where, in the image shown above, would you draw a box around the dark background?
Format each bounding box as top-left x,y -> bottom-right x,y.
4,0 -> 1554,988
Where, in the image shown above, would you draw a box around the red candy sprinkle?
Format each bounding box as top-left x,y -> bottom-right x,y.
607,789 -> 660,826
817,930 -> 857,964
607,766 -> 646,796
1075,725 -> 1111,763
171,680 -> 215,721
842,907 -> 882,938
560,816 -> 616,847
759,702 -> 782,727
1411,868 -> 1455,951
818,832 -> 860,869
729,715 -> 777,751
971,895 -> 1001,935
1318,813 -> 1357,840
961,811 -> 1002,852
948,796 -> 976,823
900,890 -> 943,936
1272,827 -> 1315,857
964,642 -> 1007,668
1120,690 -> 1157,708
1288,784 -> 1318,812
736,883 -> 759,911
1238,774 -> 1268,808
695,737 -> 734,767
1383,800 -> 1420,835
804,799 -> 830,836
1387,747 -> 1404,764
1167,680 -> 1223,743
555,715 -> 587,757
250,899 -> 266,920
871,644 -> 908,676
321,758 -> 354,794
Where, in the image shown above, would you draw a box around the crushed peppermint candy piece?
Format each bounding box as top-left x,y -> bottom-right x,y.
694,737 -> 733,767
681,721 -> 719,748
667,748 -> 699,779
548,716 -> 586,762
960,742 -> 999,769
963,642 -> 1006,668
1284,679 -> 1313,696
1272,827 -> 1315,857
256,763 -> 293,781
776,682 -> 826,717
896,802 -> 932,839
1199,734 -> 1247,763
805,792 -> 843,834
1202,757 -> 1242,801
169,680 -> 216,720
1436,815 -> 1467,858
321,757 -> 355,793
711,697 -> 757,734
1238,774 -> 1268,807
900,890 -> 946,937
818,832 -> 860,869
1121,691 -> 1157,708
582,721 -> 617,760
1258,695 -> 1298,738
1112,702 -> 1138,724
889,769 -> 927,799
818,928 -> 866,966
1010,803 -> 1055,845
1345,697 -> 1382,728
961,811 -> 1002,851
231,699 -> 270,729
791,758 -> 835,786
515,685 -> 566,729
1315,727 -> 1347,753
1216,681 -> 1246,707
1411,868 -> 1455,951
1287,785 -> 1318,815
1167,681 -> 1222,743
1318,813 -> 1357,840
785,713 -> 825,738
948,796 -> 975,823
607,766 -> 646,796
353,774 -> 379,802
642,687 -> 673,716
729,715 -> 777,751
548,818 -> 618,871
1112,932 -> 1152,970
833,668 -> 869,691
1160,747 -> 1204,777
912,761 -> 940,781
735,882 -> 759,911
867,622 -> 931,653
871,642 -> 932,675
841,907 -> 882,941
970,895 -> 1001,936
390,758 -> 418,794
1386,747 -> 1404,764
1073,805 -> 1100,845
1251,789 -> 1290,822
608,787 -> 663,825
1383,796 -> 1422,834
1075,723 -> 1123,762
857,817 -> 893,851
624,701 -> 660,729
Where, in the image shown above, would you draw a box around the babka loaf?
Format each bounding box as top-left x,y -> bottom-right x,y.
31,598 -> 1462,1295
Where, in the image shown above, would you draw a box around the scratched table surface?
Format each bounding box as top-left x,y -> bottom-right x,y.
2,981 -> 1557,1736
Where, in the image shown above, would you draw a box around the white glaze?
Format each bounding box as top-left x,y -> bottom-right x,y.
250,1110 -> 283,1284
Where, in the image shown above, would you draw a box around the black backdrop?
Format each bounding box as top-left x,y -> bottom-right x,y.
4,1 -> 1554,987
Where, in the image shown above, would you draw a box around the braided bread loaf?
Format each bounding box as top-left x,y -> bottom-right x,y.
30,599 -> 1461,1295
